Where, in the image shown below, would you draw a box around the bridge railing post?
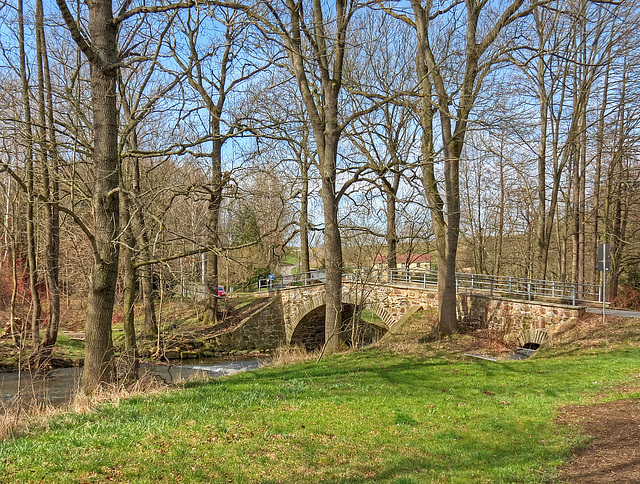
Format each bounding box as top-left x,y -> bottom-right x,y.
572,285 -> 577,306
490,279 -> 494,297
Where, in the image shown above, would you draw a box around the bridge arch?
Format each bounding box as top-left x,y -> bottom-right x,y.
287,292 -> 389,350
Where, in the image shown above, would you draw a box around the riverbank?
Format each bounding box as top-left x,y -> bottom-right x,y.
0,295 -> 271,373
0,357 -> 264,410
1,310 -> 639,482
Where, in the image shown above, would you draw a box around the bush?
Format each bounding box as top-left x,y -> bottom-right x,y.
612,286 -> 640,310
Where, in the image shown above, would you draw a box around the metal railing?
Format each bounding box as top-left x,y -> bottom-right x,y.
258,270 -> 327,291
258,267 -> 605,305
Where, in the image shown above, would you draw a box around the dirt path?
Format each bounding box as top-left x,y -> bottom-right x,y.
558,397 -> 640,483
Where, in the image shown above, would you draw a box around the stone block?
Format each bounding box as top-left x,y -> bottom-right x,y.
164,349 -> 180,359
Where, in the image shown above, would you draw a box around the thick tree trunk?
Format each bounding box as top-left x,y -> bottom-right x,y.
274,0 -> 353,354
321,133 -> 343,354
81,0 -> 120,394
412,1 -> 460,336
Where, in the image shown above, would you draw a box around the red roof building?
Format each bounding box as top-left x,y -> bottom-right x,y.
372,253 -> 431,268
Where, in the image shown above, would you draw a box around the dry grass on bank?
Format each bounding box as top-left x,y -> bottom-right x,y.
0,370 -> 168,442
265,345 -> 322,367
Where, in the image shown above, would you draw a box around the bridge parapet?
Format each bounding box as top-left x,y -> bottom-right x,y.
260,268 -> 604,306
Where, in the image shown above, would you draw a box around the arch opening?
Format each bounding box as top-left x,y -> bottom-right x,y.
342,306 -> 387,348
290,304 -> 387,350
290,305 -> 326,350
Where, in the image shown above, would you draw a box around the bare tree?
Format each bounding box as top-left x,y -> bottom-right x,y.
400,0 -> 530,334
245,0 -> 369,353
54,0 -> 122,393
17,0 -> 42,349
169,5 -> 266,323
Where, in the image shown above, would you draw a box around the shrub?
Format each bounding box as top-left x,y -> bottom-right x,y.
612,285 -> 640,310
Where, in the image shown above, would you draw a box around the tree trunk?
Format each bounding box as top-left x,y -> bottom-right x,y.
120,189 -> 139,382
18,0 -> 41,349
131,156 -> 157,335
571,147 -> 580,284
493,141 -> 505,276
384,173 -> 399,270
204,136 -> 223,324
81,0 -> 120,394
32,0 -> 61,364
591,70 -> 608,285
535,14 -> 550,279
300,158 -> 311,274
277,0 -> 352,354
10,218 -> 19,346
321,196 -> 343,351
320,130 -> 343,354
123,97 -> 158,336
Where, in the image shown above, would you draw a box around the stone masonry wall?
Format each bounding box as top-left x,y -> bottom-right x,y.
457,293 -> 584,339
341,281 -> 439,328
213,297 -> 286,351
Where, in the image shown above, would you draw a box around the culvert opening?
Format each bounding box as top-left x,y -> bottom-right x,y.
522,342 -> 541,350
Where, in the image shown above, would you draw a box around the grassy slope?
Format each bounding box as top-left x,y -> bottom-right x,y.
1,311 -> 639,483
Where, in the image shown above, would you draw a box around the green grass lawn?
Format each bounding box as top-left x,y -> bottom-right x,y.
1,331 -> 639,483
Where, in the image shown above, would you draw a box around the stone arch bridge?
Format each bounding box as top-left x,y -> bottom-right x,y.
228,280 -> 585,352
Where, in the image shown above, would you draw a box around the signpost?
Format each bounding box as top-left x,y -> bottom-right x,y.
598,243 -> 611,321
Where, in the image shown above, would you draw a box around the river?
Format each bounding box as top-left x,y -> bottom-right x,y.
0,357 -> 263,411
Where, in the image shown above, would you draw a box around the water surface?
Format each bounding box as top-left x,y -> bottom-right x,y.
0,357 -> 262,411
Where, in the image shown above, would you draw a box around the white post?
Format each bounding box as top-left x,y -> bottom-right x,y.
602,268 -> 607,323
